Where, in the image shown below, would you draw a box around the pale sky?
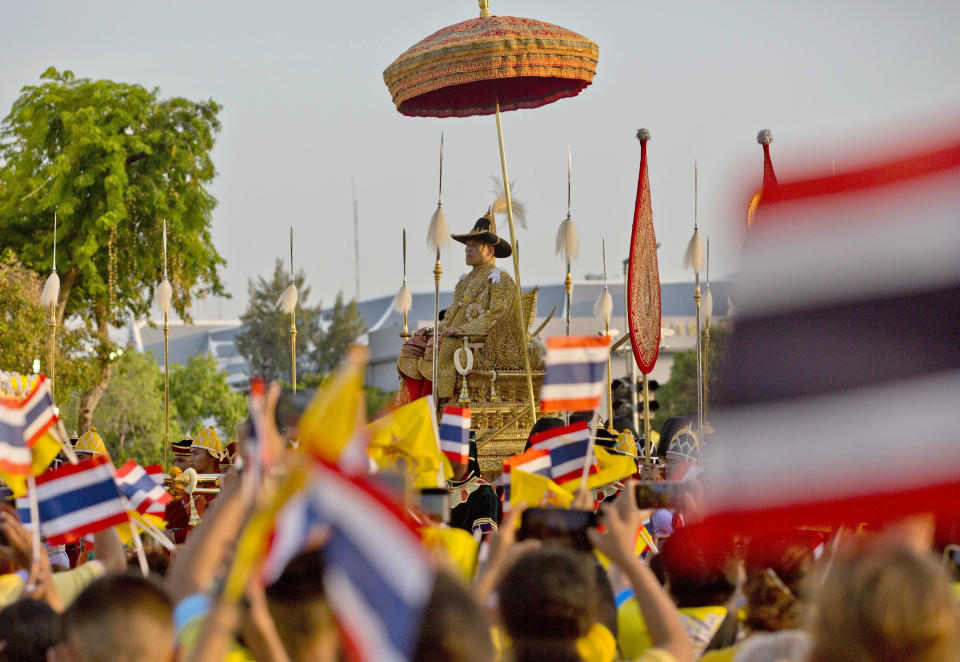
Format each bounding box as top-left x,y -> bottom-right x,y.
3,0 -> 959,320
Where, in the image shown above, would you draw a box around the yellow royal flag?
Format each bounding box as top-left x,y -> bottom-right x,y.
297,345 -> 368,463
366,396 -> 451,489
115,512 -> 167,545
559,446 -> 637,492
420,526 -> 479,581
511,470 -> 575,510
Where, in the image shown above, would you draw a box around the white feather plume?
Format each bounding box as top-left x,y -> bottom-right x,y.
594,289 -> 613,324
682,228 -> 705,274
156,278 -> 173,316
427,203 -> 450,252
39,271 -> 60,309
277,281 -> 299,314
703,286 -> 714,324
394,282 -> 412,314
490,178 -> 527,229
555,216 -> 579,261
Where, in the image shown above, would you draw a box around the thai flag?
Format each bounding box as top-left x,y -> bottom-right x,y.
115,461 -> 171,515
694,132 -> 960,543
500,447 -> 553,510
539,336 -> 610,412
438,406 -> 470,465
29,456 -> 129,545
529,421 -> 598,485
0,408 -> 31,477
261,461 -> 434,662
0,376 -> 59,477
20,377 -> 59,448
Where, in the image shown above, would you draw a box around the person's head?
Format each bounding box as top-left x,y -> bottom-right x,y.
810,543 -> 960,662
52,574 -> 173,662
73,428 -> 108,463
412,570 -> 494,662
743,533 -> 815,632
498,547 -> 597,662
171,435 -> 193,471
189,426 -> 222,474
451,215 -> 511,265
657,417 -> 698,479
264,548 -> 338,662
659,526 -> 737,608
173,453 -> 191,471
524,417 -> 565,452
464,238 -> 494,267
0,599 -> 60,662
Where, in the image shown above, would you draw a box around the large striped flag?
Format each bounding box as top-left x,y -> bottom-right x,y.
26,456 -> 129,545
695,131 -> 960,544
115,461 -> 171,515
258,461 -> 434,662
529,421 -> 598,485
438,406 -> 470,465
539,336 -> 610,412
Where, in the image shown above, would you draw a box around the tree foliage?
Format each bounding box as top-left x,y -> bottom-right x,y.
311,292 -> 366,375
654,325 -> 730,432
169,353 -> 246,441
236,259 -> 321,383
0,68 -> 226,430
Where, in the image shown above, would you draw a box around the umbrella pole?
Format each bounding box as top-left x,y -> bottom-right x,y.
495,100 -> 538,429
432,248 -> 440,401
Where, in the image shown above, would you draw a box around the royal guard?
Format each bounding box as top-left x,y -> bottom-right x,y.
398,200 -> 519,404
171,434 -> 192,472
73,427 -> 108,462
164,434 -> 195,544
188,426 -> 221,514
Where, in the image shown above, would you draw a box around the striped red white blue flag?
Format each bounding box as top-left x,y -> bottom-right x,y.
115,461 -> 171,515
29,455 -> 129,545
260,461 -> 434,662
529,421 -> 598,485
539,336 -> 610,412
500,447 -> 553,511
0,376 -> 59,477
438,406 -> 470,465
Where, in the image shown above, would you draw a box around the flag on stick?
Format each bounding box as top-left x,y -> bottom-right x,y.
115,461 -> 171,515
529,421 -> 598,485
438,406 -> 470,466
539,336 -> 610,412
0,375 -> 67,495
500,447 -> 553,510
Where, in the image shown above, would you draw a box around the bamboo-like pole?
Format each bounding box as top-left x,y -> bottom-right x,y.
432,250 -> 441,395
163,314 -> 169,472
290,228 -> 297,394
494,100 -> 537,429
642,373 -> 652,462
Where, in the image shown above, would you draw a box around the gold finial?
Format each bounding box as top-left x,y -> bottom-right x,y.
478,0 -> 491,18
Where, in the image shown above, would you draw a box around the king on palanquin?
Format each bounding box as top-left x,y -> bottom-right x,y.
398,208 -> 518,404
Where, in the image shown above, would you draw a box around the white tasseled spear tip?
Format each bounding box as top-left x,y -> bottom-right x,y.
757,129 -> 773,145
156,278 -> 173,316
277,281 -> 299,314
703,286 -> 714,324
555,216 -> 579,261
683,229 -> 705,274
427,204 -> 450,252
39,271 -> 60,308
394,282 -> 412,314
594,289 -> 613,324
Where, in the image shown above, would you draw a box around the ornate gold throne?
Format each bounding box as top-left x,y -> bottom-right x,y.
447,287 -> 555,475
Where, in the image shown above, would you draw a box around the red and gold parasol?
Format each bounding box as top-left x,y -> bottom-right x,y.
383,0 -> 599,425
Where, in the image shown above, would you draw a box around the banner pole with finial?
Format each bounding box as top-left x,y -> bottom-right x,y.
49,213 -> 58,400
703,237 -> 713,433
402,230 -> 409,337
690,162 -> 704,461
429,133 -> 446,399
156,219 -> 174,472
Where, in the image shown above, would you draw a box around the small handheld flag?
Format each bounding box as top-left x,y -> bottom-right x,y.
438,406 -> 470,466
539,336 -> 610,412
115,461 -> 171,515
529,421 -> 598,485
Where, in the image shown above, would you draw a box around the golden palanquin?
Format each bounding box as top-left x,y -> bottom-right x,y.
446,287 -> 557,474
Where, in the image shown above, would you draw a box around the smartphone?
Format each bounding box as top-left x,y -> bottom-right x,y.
633,480 -> 694,510
518,507 -> 598,552
274,389 -> 316,432
419,488 -> 451,524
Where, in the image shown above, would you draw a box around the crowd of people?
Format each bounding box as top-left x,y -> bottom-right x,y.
1,379 -> 958,662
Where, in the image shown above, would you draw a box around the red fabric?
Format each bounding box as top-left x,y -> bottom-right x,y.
762,143 -> 778,190
627,137 -> 662,375
397,77 -> 591,118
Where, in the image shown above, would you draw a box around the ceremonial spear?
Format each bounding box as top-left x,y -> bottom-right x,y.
683,162 -> 705,462
278,228 -> 298,393
394,229 -> 412,338
703,238 -> 714,432
156,221 -> 173,472
556,146 -> 580,336
426,133 -> 448,398
594,236 -> 614,430
39,213 -> 59,400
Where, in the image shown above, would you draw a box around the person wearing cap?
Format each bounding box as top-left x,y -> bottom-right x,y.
189,426 -> 222,475
398,203 -> 519,404
171,434 -> 193,472
73,427 -> 109,462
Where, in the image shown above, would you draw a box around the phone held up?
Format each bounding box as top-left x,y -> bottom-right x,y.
518,507 -> 598,552
632,480 -> 694,510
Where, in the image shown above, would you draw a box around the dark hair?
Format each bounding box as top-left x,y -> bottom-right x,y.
656,416 -> 693,458
743,535 -> 813,632
413,570 -> 494,662
0,600 -> 60,662
660,527 -> 737,608
498,548 -> 596,662
265,548 -> 337,660
569,411 -> 593,426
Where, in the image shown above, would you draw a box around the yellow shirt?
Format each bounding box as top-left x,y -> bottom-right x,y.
0,561 -> 105,609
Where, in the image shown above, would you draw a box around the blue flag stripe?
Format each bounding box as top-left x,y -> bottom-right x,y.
37,480 -> 124,522
542,361 -> 607,387
438,422 -> 469,443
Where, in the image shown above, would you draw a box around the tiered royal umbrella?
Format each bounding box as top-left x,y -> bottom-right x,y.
383,0 -> 599,426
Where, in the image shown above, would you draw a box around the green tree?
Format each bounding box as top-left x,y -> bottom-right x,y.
654,325 -> 730,432
0,251 -> 97,407
0,68 -> 226,433
170,353 -> 246,442
311,292 -> 366,375
236,259 -> 320,383
87,349 -> 169,465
